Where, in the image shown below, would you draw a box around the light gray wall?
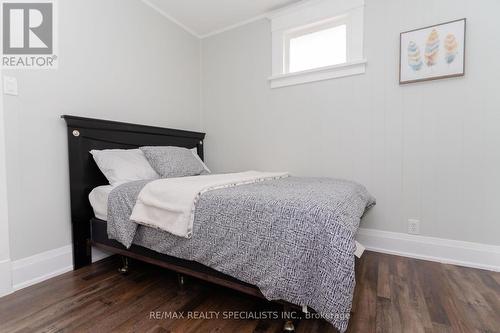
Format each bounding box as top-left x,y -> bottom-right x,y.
2,0 -> 201,260
0,66 -> 12,296
201,0 -> 500,245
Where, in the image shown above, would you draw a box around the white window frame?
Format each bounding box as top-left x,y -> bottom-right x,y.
268,0 -> 366,88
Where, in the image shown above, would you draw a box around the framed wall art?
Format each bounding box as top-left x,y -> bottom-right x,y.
400,18 -> 466,84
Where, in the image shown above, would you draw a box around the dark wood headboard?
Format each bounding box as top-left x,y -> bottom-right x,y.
61,115 -> 205,268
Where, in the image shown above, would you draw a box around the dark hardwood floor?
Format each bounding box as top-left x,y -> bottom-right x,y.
0,251 -> 498,333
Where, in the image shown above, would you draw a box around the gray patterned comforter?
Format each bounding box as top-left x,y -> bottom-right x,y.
107,177 -> 375,332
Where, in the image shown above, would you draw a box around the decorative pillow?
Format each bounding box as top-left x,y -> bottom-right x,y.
90,149 -> 159,186
140,146 -> 209,178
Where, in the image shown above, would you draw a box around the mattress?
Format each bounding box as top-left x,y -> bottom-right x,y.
89,183 -> 366,258
106,177 -> 375,333
89,185 -> 114,221
89,182 -> 366,257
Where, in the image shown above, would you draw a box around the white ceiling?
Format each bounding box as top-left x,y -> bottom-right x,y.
143,0 -> 301,38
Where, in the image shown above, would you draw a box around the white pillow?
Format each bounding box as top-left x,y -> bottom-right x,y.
191,148 -> 211,173
90,149 -> 159,186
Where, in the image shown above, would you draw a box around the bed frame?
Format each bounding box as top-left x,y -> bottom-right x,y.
61,115 -> 273,294
62,115 -> 318,331
62,115 -> 307,329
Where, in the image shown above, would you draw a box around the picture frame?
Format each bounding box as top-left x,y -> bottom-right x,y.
399,18 -> 466,84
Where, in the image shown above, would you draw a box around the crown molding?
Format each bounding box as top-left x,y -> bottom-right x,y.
140,0 -> 202,39
199,13 -> 270,39
199,0 -> 312,39
139,0 -> 321,40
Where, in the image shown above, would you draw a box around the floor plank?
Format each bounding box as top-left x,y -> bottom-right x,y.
0,252 -> 498,333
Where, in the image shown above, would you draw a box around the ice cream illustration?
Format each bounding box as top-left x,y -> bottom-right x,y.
444,33 -> 458,64
425,29 -> 440,67
407,41 -> 423,71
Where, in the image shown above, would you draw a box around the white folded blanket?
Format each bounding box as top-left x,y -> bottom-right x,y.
130,171 -> 289,238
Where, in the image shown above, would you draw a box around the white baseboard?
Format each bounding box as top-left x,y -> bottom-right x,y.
357,228 -> 500,272
9,244 -> 112,292
0,259 -> 12,297
11,245 -> 73,291
4,230 -> 498,295
92,246 -> 113,263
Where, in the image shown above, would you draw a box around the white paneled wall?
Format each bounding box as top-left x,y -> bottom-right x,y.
201,0 -> 500,246
2,0 -> 202,261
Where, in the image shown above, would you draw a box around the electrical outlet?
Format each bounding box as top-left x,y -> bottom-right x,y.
407,219 -> 420,235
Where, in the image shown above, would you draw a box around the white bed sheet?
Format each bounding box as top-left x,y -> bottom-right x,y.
89,185 -> 114,221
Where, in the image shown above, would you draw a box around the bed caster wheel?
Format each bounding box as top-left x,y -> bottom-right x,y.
177,273 -> 186,292
283,320 -> 295,332
118,256 -> 129,274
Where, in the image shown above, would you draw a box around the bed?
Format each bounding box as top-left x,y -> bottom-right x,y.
62,115 -> 374,333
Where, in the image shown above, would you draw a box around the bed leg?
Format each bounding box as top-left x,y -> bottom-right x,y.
283,320 -> 295,333
118,256 -> 129,274
282,304 -> 296,333
177,273 -> 187,292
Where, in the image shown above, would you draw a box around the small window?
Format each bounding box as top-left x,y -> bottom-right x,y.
287,23 -> 347,73
268,0 -> 366,88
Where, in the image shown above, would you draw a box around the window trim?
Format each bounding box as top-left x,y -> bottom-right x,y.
268,59 -> 366,88
268,0 -> 366,88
